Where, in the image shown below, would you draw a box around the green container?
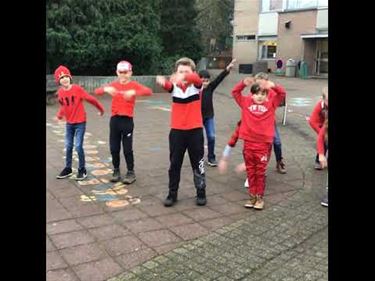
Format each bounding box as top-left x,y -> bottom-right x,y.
299,61 -> 308,79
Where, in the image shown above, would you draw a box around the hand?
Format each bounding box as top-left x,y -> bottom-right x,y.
104,86 -> 116,96
156,75 -> 166,87
319,154 -> 327,168
53,116 -> 60,122
174,73 -> 186,84
226,59 -> 236,71
169,73 -> 178,84
121,90 -> 136,100
235,162 -> 247,174
243,77 -> 254,86
265,80 -> 275,89
98,111 -> 104,116
218,159 -> 228,174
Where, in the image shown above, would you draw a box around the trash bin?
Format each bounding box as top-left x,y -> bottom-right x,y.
285,59 -> 296,77
298,61 -> 308,79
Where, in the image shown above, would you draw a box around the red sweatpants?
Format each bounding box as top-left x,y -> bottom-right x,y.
243,141 -> 272,197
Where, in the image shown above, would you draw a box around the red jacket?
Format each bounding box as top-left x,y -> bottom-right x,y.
95,80 -> 152,117
56,84 -> 104,124
317,125 -> 327,155
309,101 -> 328,134
162,73 -> 203,130
231,81 -> 286,144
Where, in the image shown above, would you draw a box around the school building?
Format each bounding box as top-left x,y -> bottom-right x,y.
232,0 -> 328,77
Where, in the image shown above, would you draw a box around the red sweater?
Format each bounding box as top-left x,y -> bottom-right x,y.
162,73 -> 203,130
231,81 -> 286,144
317,125 -> 327,155
56,84 -> 104,124
95,80 -> 152,117
309,101 -> 328,134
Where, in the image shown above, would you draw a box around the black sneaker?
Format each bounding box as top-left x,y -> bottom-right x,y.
164,191 -> 178,207
56,167 -> 73,179
111,168 -> 121,182
196,189 -> 207,206
122,170 -> 136,184
207,159 -> 218,167
76,168 -> 88,181
314,161 -> 323,170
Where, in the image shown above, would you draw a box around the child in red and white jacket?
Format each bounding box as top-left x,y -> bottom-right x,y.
231,77 -> 286,210
309,87 -> 328,170
317,118 -> 328,207
54,65 -> 105,181
94,60 -> 152,184
156,57 -> 207,207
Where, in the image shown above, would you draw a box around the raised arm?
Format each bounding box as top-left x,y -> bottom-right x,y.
231,77 -> 253,107
209,59 -> 236,91
185,72 -> 202,88
269,82 -> 286,108
156,75 -> 173,92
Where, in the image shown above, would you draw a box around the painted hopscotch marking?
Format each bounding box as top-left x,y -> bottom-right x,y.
48,119 -> 141,208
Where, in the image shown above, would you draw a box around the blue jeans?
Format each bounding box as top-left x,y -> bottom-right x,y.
65,122 -> 86,170
203,117 -> 216,161
273,124 -> 282,162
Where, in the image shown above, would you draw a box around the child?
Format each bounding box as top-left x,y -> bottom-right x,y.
156,57 -> 206,207
309,87 -> 328,170
232,77 -> 286,210
254,72 -> 287,174
317,118 -> 328,207
54,65 -> 105,181
198,59 -> 236,167
94,60 -> 152,184
218,120 -> 249,188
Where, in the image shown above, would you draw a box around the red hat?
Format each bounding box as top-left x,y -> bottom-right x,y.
54,65 -> 72,84
117,61 -> 132,72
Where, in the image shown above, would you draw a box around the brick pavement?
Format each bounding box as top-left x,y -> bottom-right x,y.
47,74 -> 328,281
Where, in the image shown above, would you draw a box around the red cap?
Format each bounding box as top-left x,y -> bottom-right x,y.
54,65 -> 72,84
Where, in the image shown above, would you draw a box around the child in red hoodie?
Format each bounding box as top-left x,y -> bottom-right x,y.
156,57 -> 206,207
317,118 -> 328,207
54,65 -> 105,181
94,60 -> 152,184
309,87 -> 328,170
231,77 -> 286,210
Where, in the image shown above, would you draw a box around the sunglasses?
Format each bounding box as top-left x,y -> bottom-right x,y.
118,71 -> 130,74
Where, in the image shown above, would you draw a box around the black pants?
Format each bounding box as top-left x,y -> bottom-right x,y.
110,115 -> 134,171
168,128 -> 206,192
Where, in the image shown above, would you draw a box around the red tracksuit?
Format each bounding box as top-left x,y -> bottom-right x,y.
232,81 -> 286,196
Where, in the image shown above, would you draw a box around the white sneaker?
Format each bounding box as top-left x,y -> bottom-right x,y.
244,178 -> 249,188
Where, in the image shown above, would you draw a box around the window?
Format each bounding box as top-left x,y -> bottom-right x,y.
236,35 -> 256,41
262,0 -> 283,12
260,42 -> 277,59
286,0 -> 319,10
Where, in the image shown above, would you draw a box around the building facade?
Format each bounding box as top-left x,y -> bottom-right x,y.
232,0 -> 328,76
